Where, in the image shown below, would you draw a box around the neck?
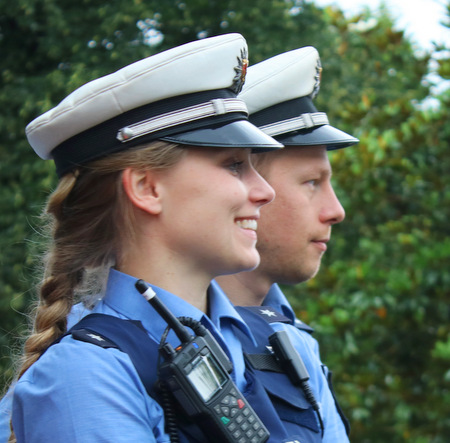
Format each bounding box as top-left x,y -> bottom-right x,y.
119,239 -> 210,313
215,270 -> 272,306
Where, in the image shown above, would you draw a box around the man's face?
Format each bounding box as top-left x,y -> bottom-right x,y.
253,146 -> 345,285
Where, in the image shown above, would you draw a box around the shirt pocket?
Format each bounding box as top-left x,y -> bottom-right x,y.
258,370 -> 321,435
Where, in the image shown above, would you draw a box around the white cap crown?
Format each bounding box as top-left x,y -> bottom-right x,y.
26,33 -> 281,176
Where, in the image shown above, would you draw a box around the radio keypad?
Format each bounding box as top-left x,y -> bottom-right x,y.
214,388 -> 267,442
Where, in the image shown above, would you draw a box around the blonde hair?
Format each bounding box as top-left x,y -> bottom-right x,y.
16,140 -> 185,379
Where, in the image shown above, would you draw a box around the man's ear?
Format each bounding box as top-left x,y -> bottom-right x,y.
122,168 -> 162,215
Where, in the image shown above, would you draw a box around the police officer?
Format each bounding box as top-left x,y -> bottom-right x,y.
217,46 -> 359,442
8,34 -> 284,442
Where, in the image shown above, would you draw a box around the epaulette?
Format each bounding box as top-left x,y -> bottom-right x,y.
240,306 -> 291,323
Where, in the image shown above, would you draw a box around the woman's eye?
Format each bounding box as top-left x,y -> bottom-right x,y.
228,161 -> 244,174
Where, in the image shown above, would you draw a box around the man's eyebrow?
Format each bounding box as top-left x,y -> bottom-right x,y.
318,166 -> 332,178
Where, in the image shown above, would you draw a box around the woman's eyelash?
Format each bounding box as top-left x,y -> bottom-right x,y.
228,161 -> 244,172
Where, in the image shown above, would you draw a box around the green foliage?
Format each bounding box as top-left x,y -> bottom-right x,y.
293,100 -> 450,441
1,0 -> 448,441
284,4 -> 450,441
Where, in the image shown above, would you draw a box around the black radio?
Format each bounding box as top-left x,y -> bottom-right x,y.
135,280 -> 270,443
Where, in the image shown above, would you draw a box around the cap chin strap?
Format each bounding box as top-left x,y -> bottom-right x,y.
259,112 -> 329,137
117,98 -> 248,143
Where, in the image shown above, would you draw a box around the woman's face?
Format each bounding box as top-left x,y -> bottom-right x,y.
155,147 -> 275,277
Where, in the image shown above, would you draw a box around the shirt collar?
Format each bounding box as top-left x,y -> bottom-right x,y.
100,269 -> 255,344
208,280 -> 256,343
100,268 -> 204,342
262,283 -> 296,323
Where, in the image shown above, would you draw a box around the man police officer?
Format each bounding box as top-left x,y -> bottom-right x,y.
217,46 -> 358,441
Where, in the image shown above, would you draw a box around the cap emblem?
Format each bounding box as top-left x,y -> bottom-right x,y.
312,58 -> 322,99
232,48 -> 249,94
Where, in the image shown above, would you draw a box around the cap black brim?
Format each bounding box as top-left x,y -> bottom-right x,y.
276,124 -> 359,150
161,120 -> 283,152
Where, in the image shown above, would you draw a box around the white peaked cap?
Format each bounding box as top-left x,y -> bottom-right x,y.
239,46 -> 358,150
26,33 -> 282,177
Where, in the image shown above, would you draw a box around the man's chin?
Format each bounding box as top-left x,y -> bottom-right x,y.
283,263 -> 322,285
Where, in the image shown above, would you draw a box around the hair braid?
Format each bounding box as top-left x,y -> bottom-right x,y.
17,174 -> 79,377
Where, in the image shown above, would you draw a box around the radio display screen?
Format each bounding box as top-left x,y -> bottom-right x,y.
186,353 -> 227,402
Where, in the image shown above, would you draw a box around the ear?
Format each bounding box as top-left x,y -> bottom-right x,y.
122,168 -> 162,215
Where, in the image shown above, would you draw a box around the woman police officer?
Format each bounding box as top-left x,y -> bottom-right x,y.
10,34 -> 281,442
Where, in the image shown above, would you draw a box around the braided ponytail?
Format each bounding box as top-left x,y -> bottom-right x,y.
18,174 -> 78,377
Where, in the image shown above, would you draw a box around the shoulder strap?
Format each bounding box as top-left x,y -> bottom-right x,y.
63,313 -> 160,396
239,306 -> 292,324
238,305 -> 314,334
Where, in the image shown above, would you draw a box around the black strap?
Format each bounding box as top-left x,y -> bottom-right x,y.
245,353 -> 283,373
63,313 -> 160,396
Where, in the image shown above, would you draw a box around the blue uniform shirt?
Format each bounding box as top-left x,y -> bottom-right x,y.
12,269 -> 255,442
0,299 -> 94,443
0,388 -> 12,443
262,283 -> 350,442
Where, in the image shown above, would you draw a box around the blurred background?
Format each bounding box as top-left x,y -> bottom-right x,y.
0,0 -> 449,441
